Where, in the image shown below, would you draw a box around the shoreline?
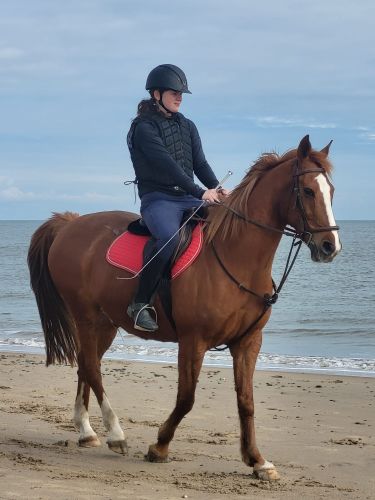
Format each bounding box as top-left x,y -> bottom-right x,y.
0,352 -> 374,499
1,343 -> 375,378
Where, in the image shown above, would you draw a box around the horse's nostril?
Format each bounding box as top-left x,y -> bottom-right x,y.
321,240 -> 335,256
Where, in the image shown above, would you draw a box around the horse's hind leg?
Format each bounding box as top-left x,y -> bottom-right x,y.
147,340 -> 205,463
96,325 -> 128,455
230,329 -> 280,481
74,313 -> 127,454
74,352 -> 101,448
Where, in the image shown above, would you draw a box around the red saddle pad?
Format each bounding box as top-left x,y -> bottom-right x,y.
106,223 -> 204,279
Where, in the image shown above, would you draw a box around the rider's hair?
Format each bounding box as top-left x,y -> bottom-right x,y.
135,89 -> 167,117
136,98 -> 156,116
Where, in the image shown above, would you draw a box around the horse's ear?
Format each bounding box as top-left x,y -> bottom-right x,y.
297,135 -> 311,161
320,140 -> 333,157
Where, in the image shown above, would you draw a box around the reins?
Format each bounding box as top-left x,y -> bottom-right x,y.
215,203 -> 299,238
210,232 -> 303,352
210,159 -> 339,352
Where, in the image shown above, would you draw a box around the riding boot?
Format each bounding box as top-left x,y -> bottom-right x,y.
127,253 -> 168,332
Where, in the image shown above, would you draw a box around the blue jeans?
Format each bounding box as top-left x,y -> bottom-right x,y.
140,191 -> 204,264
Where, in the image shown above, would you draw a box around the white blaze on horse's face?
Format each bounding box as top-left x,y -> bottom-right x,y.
315,173 -> 341,256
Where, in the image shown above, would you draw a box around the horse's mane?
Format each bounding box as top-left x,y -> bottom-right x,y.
205,148 -> 332,243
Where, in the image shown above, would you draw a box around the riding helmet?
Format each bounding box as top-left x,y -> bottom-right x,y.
145,64 -> 192,94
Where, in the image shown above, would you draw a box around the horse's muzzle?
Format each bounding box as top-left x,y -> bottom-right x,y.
309,237 -> 341,263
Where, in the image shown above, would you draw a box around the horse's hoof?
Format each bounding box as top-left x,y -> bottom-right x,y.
255,468 -> 280,481
107,439 -> 128,455
146,444 -> 170,463
254,460 -> 280,481
78,435 -> 101,448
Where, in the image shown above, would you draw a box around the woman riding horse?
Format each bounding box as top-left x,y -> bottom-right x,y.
28,124 -> 341,480
126,64 -> 229,332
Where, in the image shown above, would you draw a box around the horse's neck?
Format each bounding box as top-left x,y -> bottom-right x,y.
214,223 -> 282,281
213,162 -> 293,279
246,161 -> 293,233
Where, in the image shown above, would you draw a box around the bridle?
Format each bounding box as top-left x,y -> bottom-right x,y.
293,161 -> 339,237
210,157 -> 340,351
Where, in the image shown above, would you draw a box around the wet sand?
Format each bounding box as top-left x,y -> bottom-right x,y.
0,352 -> 374,499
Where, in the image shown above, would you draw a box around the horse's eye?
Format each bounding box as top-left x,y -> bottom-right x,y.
303,187 -> 315,197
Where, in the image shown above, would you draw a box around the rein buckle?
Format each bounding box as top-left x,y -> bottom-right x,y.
264,293 -> 278,306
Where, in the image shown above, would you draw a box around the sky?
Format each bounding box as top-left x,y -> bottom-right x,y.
1,0 -> 374,220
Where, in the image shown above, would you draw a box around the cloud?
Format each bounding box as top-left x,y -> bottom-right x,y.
360,132 -> 375,142
1,0 -> 374,219
0,176 -> 13,186
58,192 -> 123,202
243,116 -> 375,143
0,183 -> 123,203
248,115 -> 337,129
0,186 -> 36,201
2,0 -> 374,99
0,47 -> 24,59
0,171 -> 125,185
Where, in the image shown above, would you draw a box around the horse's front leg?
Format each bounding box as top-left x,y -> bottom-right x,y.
230,329 -> 280,481
147,340 -> 205,463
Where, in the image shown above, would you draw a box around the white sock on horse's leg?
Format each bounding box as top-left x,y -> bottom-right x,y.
74,383 -> 99,444
100,393 -> 125,443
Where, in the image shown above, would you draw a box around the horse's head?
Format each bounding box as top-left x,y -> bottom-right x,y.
287,135 -> 341,263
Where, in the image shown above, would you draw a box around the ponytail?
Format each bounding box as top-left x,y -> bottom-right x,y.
136,98 -> 157,116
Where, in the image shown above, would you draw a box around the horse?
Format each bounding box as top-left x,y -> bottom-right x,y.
27,135 -> 341,481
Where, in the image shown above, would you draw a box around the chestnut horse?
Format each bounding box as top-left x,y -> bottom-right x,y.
28,135 -> 340,481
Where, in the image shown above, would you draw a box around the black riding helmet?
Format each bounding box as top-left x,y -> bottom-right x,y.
146,64 -> 192,94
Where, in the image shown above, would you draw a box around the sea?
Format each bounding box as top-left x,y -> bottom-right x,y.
1,220 -> 374,377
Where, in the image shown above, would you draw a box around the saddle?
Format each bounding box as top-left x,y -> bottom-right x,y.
106,212 -> 206,330
106,209 -> 206,279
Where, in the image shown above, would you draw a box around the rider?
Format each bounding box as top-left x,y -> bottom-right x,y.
127,64 -> 228,332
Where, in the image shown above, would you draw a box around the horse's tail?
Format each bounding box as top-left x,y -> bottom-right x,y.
27,212 -> 79,366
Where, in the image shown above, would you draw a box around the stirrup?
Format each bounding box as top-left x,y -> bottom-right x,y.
127,303 -> 158,332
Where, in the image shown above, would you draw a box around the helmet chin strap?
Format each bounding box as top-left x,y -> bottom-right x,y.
152,90 -> 174,115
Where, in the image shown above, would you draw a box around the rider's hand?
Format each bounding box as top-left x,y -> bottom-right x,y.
202,188 -> 220,204
217,188 -> 231,196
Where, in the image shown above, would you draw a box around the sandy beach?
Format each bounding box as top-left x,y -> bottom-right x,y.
0,352 -> 374,499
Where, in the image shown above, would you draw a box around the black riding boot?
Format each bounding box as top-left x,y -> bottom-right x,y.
127,253 -> 167,332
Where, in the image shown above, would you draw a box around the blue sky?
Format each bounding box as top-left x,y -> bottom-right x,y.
1,0 -> 374,220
